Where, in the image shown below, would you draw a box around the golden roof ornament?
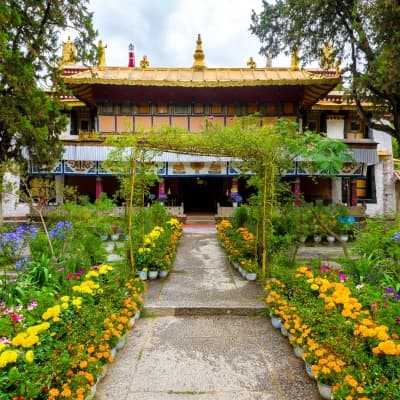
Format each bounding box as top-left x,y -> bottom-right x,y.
247,57 -> 256,69
290,48 -> 299,70
320,43 -> 335,69
61,36 -> 76,64
192,34 -> 206,70
97,40 -> 107,69
140,55 -> 150,68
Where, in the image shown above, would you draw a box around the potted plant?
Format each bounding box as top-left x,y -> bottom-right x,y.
228,192 -> 243,207
158,193 -> 168,205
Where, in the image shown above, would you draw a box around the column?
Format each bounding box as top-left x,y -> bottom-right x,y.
55,175 -> 64,204
95,176 -> 103,199
294,179 -> 301,206
350,180 -> 358,206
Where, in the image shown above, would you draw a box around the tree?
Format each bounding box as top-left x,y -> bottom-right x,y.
0,0 -> 97,224
250,0 -> 400,139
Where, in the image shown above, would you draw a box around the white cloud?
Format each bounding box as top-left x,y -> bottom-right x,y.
84,0 -> 289,68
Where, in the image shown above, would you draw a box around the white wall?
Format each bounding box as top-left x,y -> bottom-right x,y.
2,172 -> 29,219
326,116 -> 345,139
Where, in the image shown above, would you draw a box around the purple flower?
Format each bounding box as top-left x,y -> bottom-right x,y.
384,287 -> 396,294
395,317 -> 400,324
339,273 -> 347,282
229,192 -> 243,203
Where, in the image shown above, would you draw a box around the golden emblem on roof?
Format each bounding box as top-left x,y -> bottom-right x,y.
193,34 -> 206,71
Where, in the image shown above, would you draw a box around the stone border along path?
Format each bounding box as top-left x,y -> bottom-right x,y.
94,226 -> 321,399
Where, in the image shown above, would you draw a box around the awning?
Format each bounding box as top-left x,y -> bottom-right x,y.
62,146 -> 234,162
351,148 -> 379,165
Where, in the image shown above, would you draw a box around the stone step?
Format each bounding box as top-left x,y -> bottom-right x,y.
144,305 -> 265,317
184,214 -> 216,225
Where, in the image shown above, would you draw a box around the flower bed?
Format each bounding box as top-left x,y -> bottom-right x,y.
0,264 -> 145,399
216,219 -> 259,280
135,218 -> 182,278
265,265 -> 400,399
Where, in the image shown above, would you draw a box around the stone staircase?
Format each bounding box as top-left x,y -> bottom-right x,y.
184,213 -> 216,226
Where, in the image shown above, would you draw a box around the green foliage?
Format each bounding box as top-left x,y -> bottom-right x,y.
250,0 -> 400,138
231,205 -> 251,229
0,0 -> 97,194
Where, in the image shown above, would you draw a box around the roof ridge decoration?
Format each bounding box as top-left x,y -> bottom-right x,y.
61,36 -> 76,65
97,40 -> 107,70
247,57 -> 257,69
193,34 -> 206,71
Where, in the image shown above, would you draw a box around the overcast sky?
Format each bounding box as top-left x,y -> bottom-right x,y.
84,0 -> 289,69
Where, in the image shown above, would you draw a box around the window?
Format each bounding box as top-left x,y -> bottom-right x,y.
193,104 -> 205,114
102,104 -> 113,114
174,104 -> 189,114
120,104 -> 132,115
138,104 -> 151,114
156,104 -> 169,114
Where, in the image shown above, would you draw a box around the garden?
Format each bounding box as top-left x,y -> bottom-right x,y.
0,198 -> 182,400
217,204 -> 400,400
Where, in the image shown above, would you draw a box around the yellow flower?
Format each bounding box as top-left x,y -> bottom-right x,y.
0,349 -> 18,368
25,350 -> 34,363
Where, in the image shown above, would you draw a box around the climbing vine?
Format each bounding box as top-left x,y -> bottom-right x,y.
105,117 -> 351,277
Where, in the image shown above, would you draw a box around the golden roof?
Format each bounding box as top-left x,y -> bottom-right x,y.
65,66 -> 338,88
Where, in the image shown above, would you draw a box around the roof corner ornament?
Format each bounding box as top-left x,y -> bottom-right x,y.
320,42 -> 335,70
61,36 -> 76,65
192,34 -> 206,71
247,57 -> 256,69
140,55 -> 149,68
290,47 -> 299,70
97,40 -> 107,69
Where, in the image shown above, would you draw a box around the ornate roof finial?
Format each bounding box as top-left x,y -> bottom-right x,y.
140,55 -> 149,68
247,57 -> 256,69
128,43 -> 135,68
290,48 -> 299,70
192,34 -> 206,70
320,42 -> 335,69
61,36 -> 76,65
97,40 -> 107,69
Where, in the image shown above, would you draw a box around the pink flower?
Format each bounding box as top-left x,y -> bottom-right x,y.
11,313 -> 24,322
4,307 -> 13,315
27,301 -> 38,310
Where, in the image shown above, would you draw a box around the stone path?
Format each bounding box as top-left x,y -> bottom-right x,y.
94,226 -> 321,400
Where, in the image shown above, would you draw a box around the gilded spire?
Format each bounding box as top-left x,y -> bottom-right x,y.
97,40 -> 107,69
192,34 -> 206,70
61,36 -> 76,65
140,55 -> 149,68
290,48 -> 299,70
247,57 -> 256,69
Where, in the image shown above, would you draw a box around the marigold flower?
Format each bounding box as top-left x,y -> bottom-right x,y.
25,350 -> 34,363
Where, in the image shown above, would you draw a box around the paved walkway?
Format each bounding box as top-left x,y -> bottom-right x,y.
94,226 -> 320,400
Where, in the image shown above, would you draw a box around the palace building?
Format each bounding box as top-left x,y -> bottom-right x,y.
3,35 -> 396,219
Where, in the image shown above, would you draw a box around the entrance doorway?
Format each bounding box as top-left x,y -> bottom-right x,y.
181,177 -> 219,213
